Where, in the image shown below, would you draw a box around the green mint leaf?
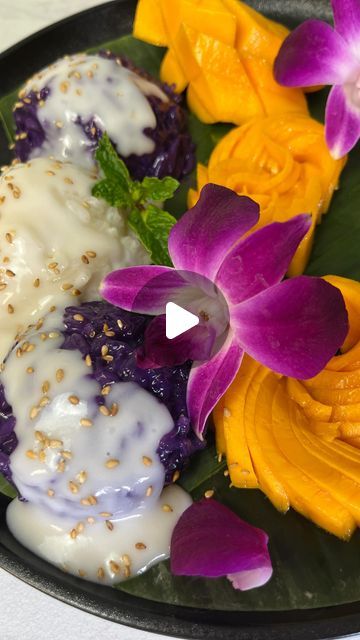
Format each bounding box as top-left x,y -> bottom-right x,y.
0,472 -> 17,499
95,133 -> 130,186
128,205 -> 176,267
141,176 -> 179,202
93,133 -> 179,266
92,133 -> 132,205
92,179 -> 132,209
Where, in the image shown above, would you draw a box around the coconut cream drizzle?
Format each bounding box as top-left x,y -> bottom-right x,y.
23,53 -> 168,167
4,309 -> 192,584
0,158 -> 148,361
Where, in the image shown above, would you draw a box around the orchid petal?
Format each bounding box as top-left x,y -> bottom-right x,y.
216,214 -> 311,305
332,0 -> 360,59
101,266 -> 189,315
274,20 -> 358,87
168,184 -> 259,279
325,84 -> 360,158
170,499 -> 272,591
136,315 -> 216,368
228,566 -> 273,591
232,276 -> 348,379
187,332 -> 243,436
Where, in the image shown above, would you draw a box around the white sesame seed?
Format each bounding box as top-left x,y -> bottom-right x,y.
105,458 -> 119,469
80,418 -> 93,428
162,504 -> 173,513
109,560 -> 120,574
56,369 -> 64,383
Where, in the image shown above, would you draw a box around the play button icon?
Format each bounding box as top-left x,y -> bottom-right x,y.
166,302 -> 199,340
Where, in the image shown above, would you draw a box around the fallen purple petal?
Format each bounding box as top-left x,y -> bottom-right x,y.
170,499 -> 272,590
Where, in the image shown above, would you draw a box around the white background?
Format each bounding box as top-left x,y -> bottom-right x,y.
0,2 -> 358,639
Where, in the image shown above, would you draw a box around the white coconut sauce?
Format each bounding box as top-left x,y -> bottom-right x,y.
23,53 -> 168,168
0,158 -> 148,361
4,310 -> 192,584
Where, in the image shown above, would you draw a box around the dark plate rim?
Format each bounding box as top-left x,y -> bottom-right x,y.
0,1 -> 359,638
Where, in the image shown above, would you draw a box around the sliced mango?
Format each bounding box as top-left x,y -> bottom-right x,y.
161,50 -> 188,92
214,276 -> 360,538
133,0 -> 168,46
134,0 -> 308,125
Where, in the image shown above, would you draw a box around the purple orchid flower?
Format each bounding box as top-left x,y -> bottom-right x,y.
274,0 -> 360,158
101,184 -> 348,436
170,499 -> 273,591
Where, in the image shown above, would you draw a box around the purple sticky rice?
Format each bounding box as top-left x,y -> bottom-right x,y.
0,301 -> 203,489
13,52 -> 195,181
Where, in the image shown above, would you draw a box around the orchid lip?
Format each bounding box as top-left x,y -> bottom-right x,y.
132,268 -> 230,361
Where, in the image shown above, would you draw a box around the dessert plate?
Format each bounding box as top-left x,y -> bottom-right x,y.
1,1 -> 360,638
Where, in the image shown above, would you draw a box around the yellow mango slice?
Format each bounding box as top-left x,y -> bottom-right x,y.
134,0 -> 308,125
161,50 -> 188,92
214,275 -> 360,539
279,393 -> 360,520
160,0 -> 237,44
309,386 -> 360,406
213,356 -> 258,488
307,420 -> 340,441
286,378 -> 332,421
243,56 -> 308,116
304,369 -> 360,391
222,0 -> 289,58
133,0 -> 168,46
187,84 -> 215,123
249,367 -> 290,512
340,423 -> 360,438
213,395 -> 227,456
266,381 -> 354,538
324,276 -> 360,355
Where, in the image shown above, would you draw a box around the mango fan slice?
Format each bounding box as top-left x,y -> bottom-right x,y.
214,276 -> 360,540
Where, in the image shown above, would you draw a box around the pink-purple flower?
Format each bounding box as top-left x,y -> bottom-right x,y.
170,498 -> 273,591
274,0 -> 360,158
101,184 -> 348,436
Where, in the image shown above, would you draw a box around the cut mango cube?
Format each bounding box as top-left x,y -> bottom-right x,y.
133,0 -> 168,46
134,0 -> 308,125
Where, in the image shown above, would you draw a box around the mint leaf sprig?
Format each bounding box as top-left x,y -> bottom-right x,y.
92,134 -> 179,266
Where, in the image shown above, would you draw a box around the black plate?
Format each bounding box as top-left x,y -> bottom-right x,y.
1,1 -> 359,638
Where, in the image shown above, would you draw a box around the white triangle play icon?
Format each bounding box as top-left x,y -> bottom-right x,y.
165,302 -> 199,340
